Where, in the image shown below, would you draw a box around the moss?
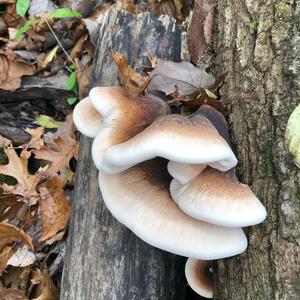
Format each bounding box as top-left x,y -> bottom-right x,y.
274,3 -> 290,22
240,35 -> 247,46
251,19 -> 259,30
260,140 -> 277,183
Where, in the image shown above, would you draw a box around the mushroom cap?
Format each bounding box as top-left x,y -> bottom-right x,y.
185,258 -> 213,299
100,112 -> 237,174
167,162 -> 206,185
88,87 -> 169,170
170,168 -> 267,227
99,158 -> 248,259
73,97 -> 102,138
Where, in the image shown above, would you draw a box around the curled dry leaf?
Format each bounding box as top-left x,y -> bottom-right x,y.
112,52 -> 150,96
0,54 -> 36,91
285,104 -> 300,168
0,223 -> 33,275
75,57 -> 91,99
38,176 -> 71,241
0,194 -> 24,223
0,223 -> 34,251
7,245 -> 36,267
0,146 -> 47,204
148,59 -> 215,96
31,268 -> 58,300
0,288 -> 28,300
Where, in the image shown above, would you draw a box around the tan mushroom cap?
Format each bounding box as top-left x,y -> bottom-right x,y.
100,112 -> 237,174
185,258 -> 213,299
167,105 -> 231,185
88,87 -> 169,170
99,158 -> 248,259
167,162 -> 206,185
73,97 -> 102,138
170,168 -> 267,227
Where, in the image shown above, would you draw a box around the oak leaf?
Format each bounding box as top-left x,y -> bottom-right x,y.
148,59 -> 215,96
0,146 -> 47,204
38,176 -> 71,241
24,127 -> 44,150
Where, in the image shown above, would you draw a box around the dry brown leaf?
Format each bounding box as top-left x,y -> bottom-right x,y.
0,246 -> 14,276
75,58 -> 90,99
148,59 -> 215,96
0,54 -> 36,91
0,223 -> 33,273
112,52 -> 150,96
0,223 -> 33,251
0,194 -> 24,223
4,4 -> 21,28
38,176 -> 71,241
0,288 -> 28,300
24,127 -> 44,150
31,268 -> 58,300
0,135 -> 11,148
34,138 -> 78,182
0,146 -> 46,204
70,35 -> 87,60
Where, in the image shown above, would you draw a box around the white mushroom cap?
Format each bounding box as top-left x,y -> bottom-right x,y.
100,113 -> 237,174
87,87 -> 169,170
99,159 -> 248,259
73,97 -> 102,138
170,168 -> 267,227
167,162 -> 206,185
185,258 -> 213,299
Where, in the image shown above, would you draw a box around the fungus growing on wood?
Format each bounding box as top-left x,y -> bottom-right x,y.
170,167 -> 267,227
73,85 -> 267,296
185,258 -> 213,299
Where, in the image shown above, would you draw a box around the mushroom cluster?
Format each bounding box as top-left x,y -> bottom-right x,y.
73,87 -> 267,298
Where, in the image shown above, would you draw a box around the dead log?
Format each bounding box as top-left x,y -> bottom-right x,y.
60,6 -> 190,300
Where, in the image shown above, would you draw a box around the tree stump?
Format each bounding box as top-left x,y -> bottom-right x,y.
61,7 -> 190,300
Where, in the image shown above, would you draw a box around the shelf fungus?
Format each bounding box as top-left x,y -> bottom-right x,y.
73,86 -> 267,298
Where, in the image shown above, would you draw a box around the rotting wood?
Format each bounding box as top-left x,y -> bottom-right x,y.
60,6 -> 190,300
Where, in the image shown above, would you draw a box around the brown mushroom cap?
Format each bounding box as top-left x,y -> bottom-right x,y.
185,258 -> 213,299
98,158 -> 248,259
88,87 -> 169,169
100,112 -> 237,174
170,167 -> 267,227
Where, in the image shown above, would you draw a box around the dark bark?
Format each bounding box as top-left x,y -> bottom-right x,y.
212,0 -> 300,299
60,7 -> 189,300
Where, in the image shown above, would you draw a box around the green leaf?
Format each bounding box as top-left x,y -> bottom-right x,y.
15,19 -> 39,39
204,88 -> 217,99
35,115 -> 60,129
68,63 -> 77,70
66,71 -> 77,91
67,97 -> 78,105
16,0 -> 30,17
51,8 -> 81,19
285,104 -> 300,168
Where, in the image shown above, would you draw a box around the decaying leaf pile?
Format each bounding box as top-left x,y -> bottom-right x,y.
0,114 -> 78,299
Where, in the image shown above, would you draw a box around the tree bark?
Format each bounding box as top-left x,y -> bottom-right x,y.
213,1 -> 300,299
60,6 -> 189,300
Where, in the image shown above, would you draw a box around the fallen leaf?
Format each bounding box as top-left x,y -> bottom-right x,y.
0,54 -> 36,91
285,104 -> 300,168
35,115 -> 60,129
7,245 -> 36,267
0,194 -> 24,223
38,176 -> 71,241
24,127 -> 44,150
33,137 -> 78,182
0,223 -> 33,251
112,52 -> 150,96
39,46 -> 59,69
0,136 -> 11,148
0,223 -> 33,274
0,289 -> 28,300
75,57 -> 90,99
70,35 -> 87,60
148,59 -> 215,96
31,268 -> 58,300
0,146 -> 47,204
